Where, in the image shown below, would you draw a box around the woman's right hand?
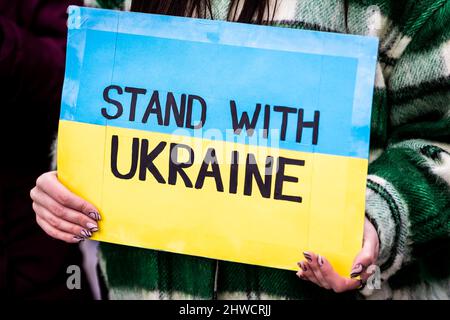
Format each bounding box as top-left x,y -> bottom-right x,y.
30,171 -> 100,243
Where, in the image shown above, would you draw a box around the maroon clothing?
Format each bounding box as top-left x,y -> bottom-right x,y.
0,0 -> 92,299
0,0 -> 80,171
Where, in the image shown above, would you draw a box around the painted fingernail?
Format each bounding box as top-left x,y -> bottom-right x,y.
303,252 -> 312,262
351,264 -> 363,278
357,279 -> 365,289
297,261 -> 308,272
80,229 -> 92,238
318,255 -> 324,267
86,222 -> 98,232
73,236 -> 85,242
88,212 -> 101,221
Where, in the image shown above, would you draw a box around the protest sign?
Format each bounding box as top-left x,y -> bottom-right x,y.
58,6 -> 378,275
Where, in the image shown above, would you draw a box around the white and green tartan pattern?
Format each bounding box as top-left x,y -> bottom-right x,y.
81,0 -> 450,300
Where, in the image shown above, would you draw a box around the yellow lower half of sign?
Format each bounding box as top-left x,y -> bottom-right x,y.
58,120 -> 367,277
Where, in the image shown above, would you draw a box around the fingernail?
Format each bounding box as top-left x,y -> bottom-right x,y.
80,229 -> 92,238
73,236 -> 85,242
88,212 -> 101,221
351,264 -> 363,278
86,222 -> 98,232
297,261 -> 307,271
303,252 -> 312,262
357,279 -> 365,289
318,255 -> 324,267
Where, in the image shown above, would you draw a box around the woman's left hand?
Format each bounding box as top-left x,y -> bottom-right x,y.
296,217 -> 379,292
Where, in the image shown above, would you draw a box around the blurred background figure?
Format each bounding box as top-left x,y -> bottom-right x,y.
0,0 -> 92,299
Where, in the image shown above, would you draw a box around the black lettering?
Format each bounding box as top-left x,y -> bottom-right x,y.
229,151 -> 239,194
263,104 -> 270,139
186,95 -> 207,129
139,140 -> 167,183
273,106 -> 297,141
164,92 -> 186,127
244,154 -> 273,198
102,85 -> 123,120
142,91 -> 163,125
230,101 -> 261,136
168,143 -> 194,187
195,148 -> 224,192
110,135 -> 138,179
125,87 -> 147,122
296,109 -> 320,145
274,157 -> 304,203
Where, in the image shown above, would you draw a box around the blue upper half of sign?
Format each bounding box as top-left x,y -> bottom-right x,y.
61,6 -> 378,159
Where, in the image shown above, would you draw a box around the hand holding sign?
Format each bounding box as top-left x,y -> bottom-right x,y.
297,218 -> 379,292
30,171 -> 100,243
30,171 -> 379,292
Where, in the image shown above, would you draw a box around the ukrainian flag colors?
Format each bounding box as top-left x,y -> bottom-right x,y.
57,7 -> 378,275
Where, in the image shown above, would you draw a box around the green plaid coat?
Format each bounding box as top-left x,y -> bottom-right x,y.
82,0 -> 450,299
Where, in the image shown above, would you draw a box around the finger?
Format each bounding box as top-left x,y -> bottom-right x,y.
299,255 -> 324,286
31,186 -> 99,231
350,219 -> 380,280
33,202 -> 94,238
296,261 -> 322,287
317,255 -> 361,293
299,261 -> 320,286
303,252 -> 331,289
362,218 -> 379,257
35,215 -> 85,243
35,171 -> 100,219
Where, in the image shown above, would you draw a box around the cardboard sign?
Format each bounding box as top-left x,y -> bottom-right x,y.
58,6 -> 378,275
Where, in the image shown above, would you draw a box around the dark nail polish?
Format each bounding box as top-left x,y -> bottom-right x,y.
303,252 -> 312,262
300,261 -> 308,271
88,212 -> 101,221
86,222 -> 98,232
73,236 -> 85,242
318,255 -> 324,267
357,279 -> 365,289
350,264 -> 363,278
81,229 -> 92,238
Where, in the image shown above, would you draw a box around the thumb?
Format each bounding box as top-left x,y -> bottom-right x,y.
350,218 -> 379,279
